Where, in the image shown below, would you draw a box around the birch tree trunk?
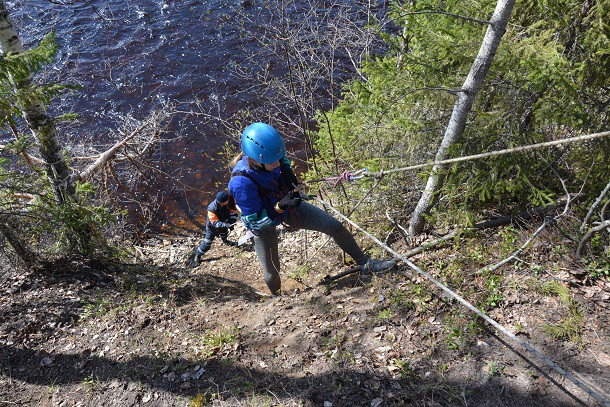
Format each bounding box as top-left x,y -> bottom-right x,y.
408,0 -> 516,237
0,1 -> 76,204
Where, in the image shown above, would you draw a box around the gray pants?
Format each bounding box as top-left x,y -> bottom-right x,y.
253,201 -> 368,295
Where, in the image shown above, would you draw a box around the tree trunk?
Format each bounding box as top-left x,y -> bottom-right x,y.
0,1 -> 76,204
0,215 -> 38,266
408,0 -> 516,237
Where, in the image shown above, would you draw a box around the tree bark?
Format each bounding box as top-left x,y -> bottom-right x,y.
0,0 -> 76,204
0,215 -> 38,266
408,0 -> 516,237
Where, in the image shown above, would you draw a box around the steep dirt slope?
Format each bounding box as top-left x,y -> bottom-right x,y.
0,225 -> 609,406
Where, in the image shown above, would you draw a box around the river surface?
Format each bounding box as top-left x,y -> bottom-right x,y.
5,0 -> 386,233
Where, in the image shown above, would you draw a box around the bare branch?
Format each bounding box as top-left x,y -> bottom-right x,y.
74,120 -> 153,182
580,180 -> 610,232
601,199 -> 610,222
0,143 -> 45,167
484,163 -> 573,272
577,220 -> 610,257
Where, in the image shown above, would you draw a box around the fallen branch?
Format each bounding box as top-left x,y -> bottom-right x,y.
74,120 -> 152,182
321,196 -> 571,283
484,218 -> 555,273
577,220 -> 610,257
580,180 -> 610,232
472,197 -> 571,230
484,169 -> 573,272
320,230 -> 460,284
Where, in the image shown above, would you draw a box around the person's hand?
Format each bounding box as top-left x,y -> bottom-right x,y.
281,164 -> 299,190
278,191 -> 302,210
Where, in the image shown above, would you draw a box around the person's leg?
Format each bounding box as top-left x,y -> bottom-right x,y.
286,202 -> 368,265
286,202 -> 395,273
197,228 -> 217,255
187,228 -> 216,267
252,226 -> 281,295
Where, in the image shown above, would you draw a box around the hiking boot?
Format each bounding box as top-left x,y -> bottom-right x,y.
223,239 -> 238,247
186,249 -> 202,268
361,258 -> 395,274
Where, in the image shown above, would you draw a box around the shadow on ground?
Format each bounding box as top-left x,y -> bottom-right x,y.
0,343 -> 590,407
1,257 -> 606,406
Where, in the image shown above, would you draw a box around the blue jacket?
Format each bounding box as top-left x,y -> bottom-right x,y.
228,155 -> 292,231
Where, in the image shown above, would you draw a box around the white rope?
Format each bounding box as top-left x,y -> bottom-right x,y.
305,191 -> 610,407
365,130 -> 610,177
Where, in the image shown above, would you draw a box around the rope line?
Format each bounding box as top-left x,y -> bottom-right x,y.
369,130 -> 610,177
306,168 -> 369,186
304,191 -> 610,407
306,130 -> 610,186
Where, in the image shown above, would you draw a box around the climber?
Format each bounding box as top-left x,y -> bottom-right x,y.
187,191 -> 239,267
228,122 -> 395,295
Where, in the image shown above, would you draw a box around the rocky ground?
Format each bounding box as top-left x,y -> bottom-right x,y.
0,222 -> 609,406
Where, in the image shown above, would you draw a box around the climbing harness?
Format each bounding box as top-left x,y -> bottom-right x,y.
231,170 -> 304,231
232,171 -> 274,198
299,187 -> 610,407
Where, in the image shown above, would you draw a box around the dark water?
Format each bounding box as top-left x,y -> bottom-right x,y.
5,0 -> 386,233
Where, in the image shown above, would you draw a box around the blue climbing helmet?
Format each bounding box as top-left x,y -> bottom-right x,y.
240,122 -> 286,165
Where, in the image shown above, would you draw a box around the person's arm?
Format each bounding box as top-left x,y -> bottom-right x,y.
229,177 -> 278,231
280,157 -> 298,190
241,209 -> 276,230
229,210 -> 239,224
209,211 -> 230,229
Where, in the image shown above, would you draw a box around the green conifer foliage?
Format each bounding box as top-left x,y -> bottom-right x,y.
0,33 -> 65,122
311,0 -> 610,228
1,33 -> 112,261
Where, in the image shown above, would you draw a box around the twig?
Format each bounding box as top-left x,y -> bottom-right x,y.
483,220 -> 553,273
321,230 -> 459,283
133,246 -> 174,253
577,220 -> 610,257
0,143 -> 44,169
107,161 -> 132,195
386,210 -> 409,241
485,168 -> 572,272
580,180 -> 610,232
601,199 -> 610,222
75,120 -> 153,181
267,389 -> 282,405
